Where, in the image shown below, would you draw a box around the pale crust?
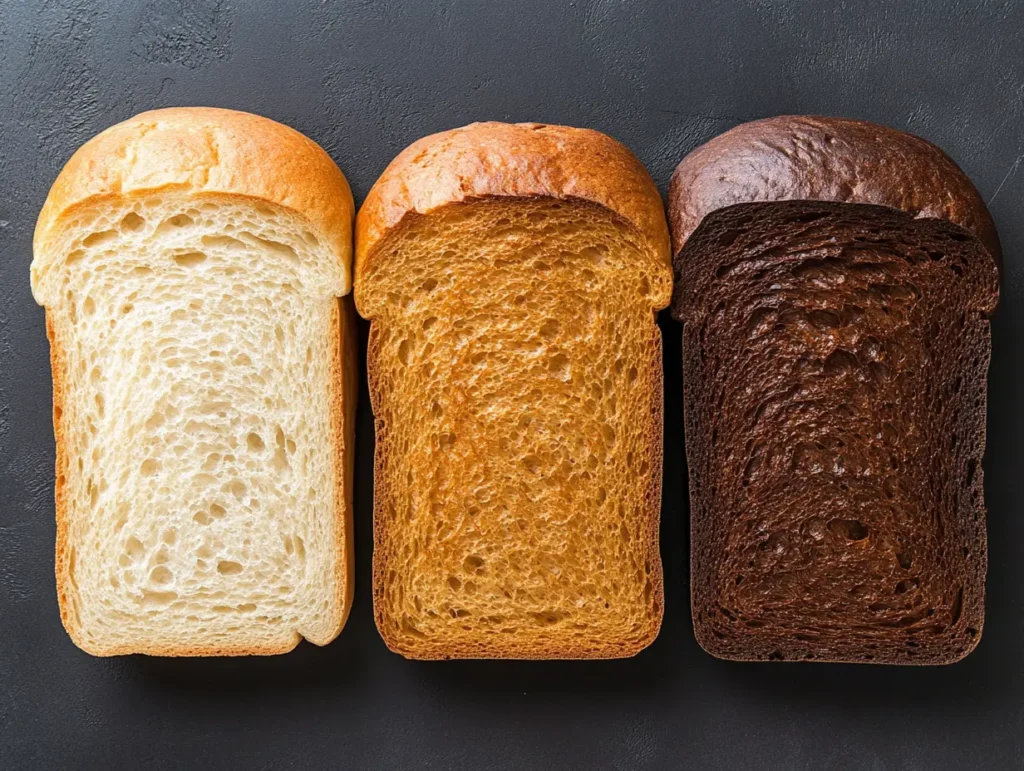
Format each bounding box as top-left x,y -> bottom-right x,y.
49,299 -> 356,657
33,107 -> 354,293
669,115 -> 1000,262
354,121 -> 671,313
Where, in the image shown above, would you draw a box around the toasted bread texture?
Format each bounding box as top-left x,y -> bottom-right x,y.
356,122 -> 672,659
670,117 -> 1000,664
31,108 -> 356,656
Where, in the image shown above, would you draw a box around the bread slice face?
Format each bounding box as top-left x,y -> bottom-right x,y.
670,117 -> 1000,664
356,123 -> 672,659
31,108 -> 356,656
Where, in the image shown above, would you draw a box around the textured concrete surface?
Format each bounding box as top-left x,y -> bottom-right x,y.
1,1 -> 1022,769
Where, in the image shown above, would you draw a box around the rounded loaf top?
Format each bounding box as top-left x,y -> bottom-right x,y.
355,121 -> 671,280
33,106 -> 354,293
668,115 -> 1000,263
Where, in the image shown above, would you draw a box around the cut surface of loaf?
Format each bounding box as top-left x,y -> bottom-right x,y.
32,108 -> 355,656
677,201 -> 998,664
362,198 -> 670,658
356,122 -> 672,659
671,116 -> 1000,665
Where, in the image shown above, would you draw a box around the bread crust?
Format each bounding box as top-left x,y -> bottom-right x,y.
328,296 -> 358,642
354,121 -> 670,313
33,107 -> 354,294
668,115 -> 1000,263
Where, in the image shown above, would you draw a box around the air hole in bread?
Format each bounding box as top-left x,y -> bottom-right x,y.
164,213 -> 194,229
173,251 -> 207,268
823,348 -> 859,376
547,353 -> 569,380
950,587 -> 964,625
828,519 -> 869,541
201,234 -> 245,250
142,590 -> 178,606
82,229 -> 117,248
895,578 -> 919,594
120,212 -> 146,232
241,232 -> 298,263
217,560 -> 243,576
965,459 -> 978,488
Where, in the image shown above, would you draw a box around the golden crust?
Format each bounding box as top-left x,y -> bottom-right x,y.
669,115 -> 1000,262
33,106 -> 354,293
354,121 -> 670,312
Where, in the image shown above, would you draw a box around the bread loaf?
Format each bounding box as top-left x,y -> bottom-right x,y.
669,116 -> 1000,664
31,107 -> 357,656
356,122 -> 672,659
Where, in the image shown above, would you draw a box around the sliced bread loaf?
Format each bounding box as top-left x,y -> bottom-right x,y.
31,107 -> 357,656
669,116 -> 1000,664
356,122 -> 672,659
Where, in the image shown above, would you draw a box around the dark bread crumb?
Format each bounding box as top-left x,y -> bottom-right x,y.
674,200 -> 998,664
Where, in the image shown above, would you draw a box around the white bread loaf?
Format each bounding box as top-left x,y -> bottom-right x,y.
31,107 -> 356,656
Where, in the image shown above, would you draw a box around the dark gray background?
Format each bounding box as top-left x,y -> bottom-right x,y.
1,1 -> 1022,769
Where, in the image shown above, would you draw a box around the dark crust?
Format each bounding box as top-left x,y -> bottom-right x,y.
668,116 -> 1001,266
678,201 -> 998,664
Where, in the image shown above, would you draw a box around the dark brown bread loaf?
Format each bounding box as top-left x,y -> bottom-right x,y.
669,116 -> 1000,664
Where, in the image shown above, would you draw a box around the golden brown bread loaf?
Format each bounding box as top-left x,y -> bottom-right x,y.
356,122 -> 672,659
670,116 -> 1000,664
